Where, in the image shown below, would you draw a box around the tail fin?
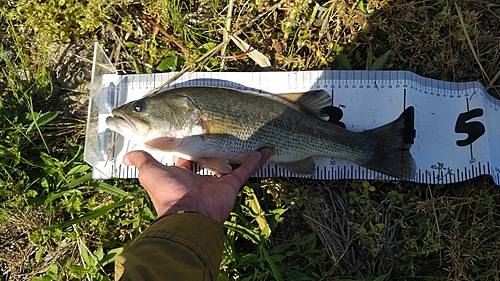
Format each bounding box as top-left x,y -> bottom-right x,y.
361,107 -> 416,180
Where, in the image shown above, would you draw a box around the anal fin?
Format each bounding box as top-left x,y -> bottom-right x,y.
279,157 -> 316,175
197,157 -> 233,175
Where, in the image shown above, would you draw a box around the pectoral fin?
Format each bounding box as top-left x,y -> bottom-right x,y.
197,157 -> 233,175
279,157 -> 316,175
144,137 -> 184,151
201,118 -> 241,135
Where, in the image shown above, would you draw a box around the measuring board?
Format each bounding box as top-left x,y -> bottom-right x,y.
84,43 -> 500,185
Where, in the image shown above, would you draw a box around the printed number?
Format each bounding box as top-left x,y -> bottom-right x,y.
329,159 -> 336,165
495,167 -> 500,173
455,108 -> 485,146
470,158 -> 476,164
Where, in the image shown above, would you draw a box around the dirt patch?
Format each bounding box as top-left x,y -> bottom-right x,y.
45,39 -> 94,119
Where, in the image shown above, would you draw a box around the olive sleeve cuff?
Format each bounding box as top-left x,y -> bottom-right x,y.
115,213 -> 224,281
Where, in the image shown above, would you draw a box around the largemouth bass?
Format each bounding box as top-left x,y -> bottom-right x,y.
106,86 -> 416,179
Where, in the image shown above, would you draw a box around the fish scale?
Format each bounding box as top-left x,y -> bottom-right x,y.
175,87 -> 368,162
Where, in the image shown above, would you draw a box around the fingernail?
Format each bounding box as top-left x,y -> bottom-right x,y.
123,153 -> 132,166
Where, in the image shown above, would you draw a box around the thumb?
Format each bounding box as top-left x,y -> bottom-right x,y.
123,150 -> 157,168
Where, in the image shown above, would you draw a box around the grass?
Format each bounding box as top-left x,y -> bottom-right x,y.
1,0 -> 500,280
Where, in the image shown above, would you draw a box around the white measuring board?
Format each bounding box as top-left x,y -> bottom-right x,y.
84,43 -> 500,185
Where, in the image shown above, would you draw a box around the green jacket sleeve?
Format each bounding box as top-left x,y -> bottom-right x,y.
114,212 -> 224,281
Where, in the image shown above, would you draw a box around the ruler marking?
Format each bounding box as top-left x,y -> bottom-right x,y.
404,88 -> 407,108
465,97 -> 475,160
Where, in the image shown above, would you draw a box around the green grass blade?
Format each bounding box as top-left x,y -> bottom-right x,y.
369,50 -> 391,70
26,111 -> 60,133
366,50 -> 373,70
260,246 -> 283,281
335,53 -> 352,70
44,198 -> 134,230
96,182 -> 132,199
65,172 -> 92,189
224,221 -> 261,245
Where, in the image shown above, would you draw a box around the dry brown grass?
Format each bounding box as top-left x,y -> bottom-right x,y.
297,176 -> 500,279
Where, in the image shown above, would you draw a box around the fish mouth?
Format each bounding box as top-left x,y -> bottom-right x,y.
106,110 -> 147,135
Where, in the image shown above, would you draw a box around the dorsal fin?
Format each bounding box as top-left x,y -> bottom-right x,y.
278,90 -> 331,117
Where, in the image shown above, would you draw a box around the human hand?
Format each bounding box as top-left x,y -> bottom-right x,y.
123,149 -> 272,225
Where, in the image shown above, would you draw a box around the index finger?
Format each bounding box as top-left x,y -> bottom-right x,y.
231,148 -> 272,185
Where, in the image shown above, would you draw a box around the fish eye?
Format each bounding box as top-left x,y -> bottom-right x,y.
132,101 -> 145,112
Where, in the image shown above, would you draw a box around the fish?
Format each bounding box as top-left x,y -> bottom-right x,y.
106,86 -> 416,179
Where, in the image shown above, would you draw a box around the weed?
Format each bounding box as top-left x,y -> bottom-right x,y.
0,13 -> 149,281
1,0 -> 127,43
302,177 -> 500,279
220,182 -> 331,280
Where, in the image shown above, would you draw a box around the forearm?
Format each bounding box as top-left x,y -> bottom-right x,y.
114,213 -> 224,281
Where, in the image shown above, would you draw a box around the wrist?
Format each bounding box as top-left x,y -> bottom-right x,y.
157,207 -> 197,219
152,210 -> 199,224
